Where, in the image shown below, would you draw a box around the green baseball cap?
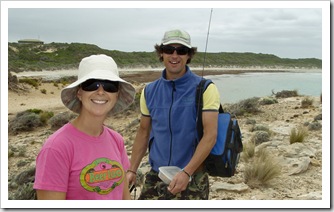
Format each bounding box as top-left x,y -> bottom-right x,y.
161,29 -> 192,48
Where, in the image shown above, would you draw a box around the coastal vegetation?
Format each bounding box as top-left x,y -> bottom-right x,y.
244,148 -> 282,188
8,42 -> 321,73
7,42 -> 323,201
289,127 -> 308,144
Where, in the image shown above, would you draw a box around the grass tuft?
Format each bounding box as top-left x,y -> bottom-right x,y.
301,97 -> 313,108
244,148 -> 281,188
241,141 -> 256,162
289,127 -> 308,144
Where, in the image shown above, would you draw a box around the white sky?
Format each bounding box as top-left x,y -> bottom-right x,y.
4,1 -> 327,59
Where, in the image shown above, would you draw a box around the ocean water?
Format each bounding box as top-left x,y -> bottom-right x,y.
206,72 -> 322,104
14,69 -> 322,105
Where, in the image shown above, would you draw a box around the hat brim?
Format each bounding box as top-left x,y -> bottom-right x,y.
61,69 -> 136,116
162,40 -> 192,48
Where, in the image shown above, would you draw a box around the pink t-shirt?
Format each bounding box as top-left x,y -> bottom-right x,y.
33,123 -> 130,200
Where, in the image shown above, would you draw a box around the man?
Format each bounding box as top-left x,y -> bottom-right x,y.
126,29 -> 220,200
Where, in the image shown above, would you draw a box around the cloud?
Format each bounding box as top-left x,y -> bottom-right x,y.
7,7 -> 322,59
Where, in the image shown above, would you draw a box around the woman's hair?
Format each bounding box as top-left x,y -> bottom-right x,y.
154,44 -> 197,64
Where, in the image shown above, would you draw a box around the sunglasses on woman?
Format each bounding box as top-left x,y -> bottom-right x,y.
81,79 -> 119,93
161,45 -> 190,55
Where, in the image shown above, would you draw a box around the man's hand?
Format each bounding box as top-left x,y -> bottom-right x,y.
126,170 -> 137,190
167,171 -> 190,195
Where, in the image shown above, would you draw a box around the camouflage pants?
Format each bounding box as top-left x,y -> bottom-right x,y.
138,169 -> 209,200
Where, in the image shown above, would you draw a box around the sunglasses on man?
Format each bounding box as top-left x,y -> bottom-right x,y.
81,79 -> 119,93
161,45 -> 190,55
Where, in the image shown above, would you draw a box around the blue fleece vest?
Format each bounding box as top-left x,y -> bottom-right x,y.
144,66 -> 203,172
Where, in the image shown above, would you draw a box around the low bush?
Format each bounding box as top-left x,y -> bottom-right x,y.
224,97 -> 261,116
18,78 -> 40,88
57,76 -> 76,86
8,109 -> 54,134
48,111 -> 77,130
259,97 -> 278,105
27,109 -> 43,114
9,112 -> 43,134
39,111 -> 54,124
40,89 -> 47,94
275,90 -> 298,98
251,131 -> 270,145
301,97 -> 313,108
244,148 -> 281,188
289,127 -> 308,144
9,167 -> 36,200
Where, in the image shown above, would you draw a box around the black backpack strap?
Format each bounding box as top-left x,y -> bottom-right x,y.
196,79 -> 224,143
219,104 -> 224,113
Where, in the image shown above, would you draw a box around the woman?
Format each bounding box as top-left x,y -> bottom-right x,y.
33,54 -> 136,200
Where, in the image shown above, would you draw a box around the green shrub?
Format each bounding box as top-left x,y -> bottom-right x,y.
27,108 -> 43,114
58,76 -> 76,86
9,167 -> 37,200
275,90 -> 299,98
244,148 -> 281,188
301,97 -> 313,108
8,42 -> 321,73
40,89 -> 47,94
259,97 -> 278,105
39,111 -> 54,124
8,112 -> 43,134
224,97 -> 261,116
48,111 -> 77,130
8,149 -> 14,158
289,127 -> 308,144
18,78 -> 40,88
10,182 -> 36,200
8,109 -> 54,134
251,131 -> 270,145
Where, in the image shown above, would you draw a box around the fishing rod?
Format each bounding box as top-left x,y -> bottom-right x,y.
195,8 -> 214,140
202,8 -> 213,77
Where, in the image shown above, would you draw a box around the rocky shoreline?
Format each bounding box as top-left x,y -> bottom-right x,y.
7,70 -> 325,205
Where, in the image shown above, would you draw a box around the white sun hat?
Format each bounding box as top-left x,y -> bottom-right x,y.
61,54 -> 136,116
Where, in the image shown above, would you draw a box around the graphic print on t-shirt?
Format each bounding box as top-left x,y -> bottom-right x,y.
80,158 -> 124,195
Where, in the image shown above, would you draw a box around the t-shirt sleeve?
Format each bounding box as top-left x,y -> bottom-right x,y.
140,87 -> 150,116
203,83 -> 221,111
33,146 -> 70,192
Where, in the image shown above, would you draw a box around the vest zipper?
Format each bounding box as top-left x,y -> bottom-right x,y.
167,81 -> 176,165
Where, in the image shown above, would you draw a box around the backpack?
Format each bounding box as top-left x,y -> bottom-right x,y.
196,79 -> 243,177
